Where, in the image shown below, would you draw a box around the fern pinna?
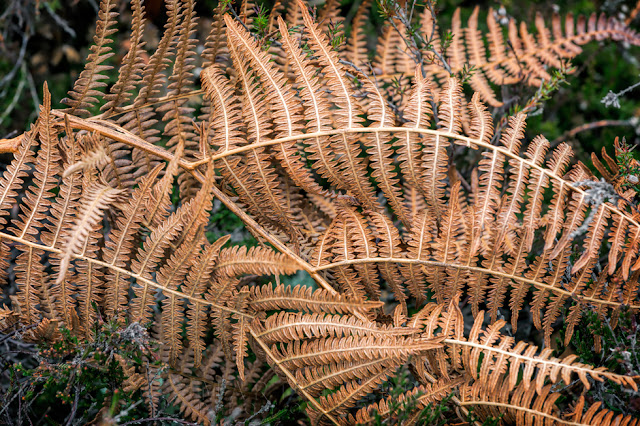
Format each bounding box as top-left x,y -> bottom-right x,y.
1,0 -> 640,424
359,4 -> 640,107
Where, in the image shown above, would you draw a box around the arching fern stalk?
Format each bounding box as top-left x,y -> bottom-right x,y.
1,0 -> 640,425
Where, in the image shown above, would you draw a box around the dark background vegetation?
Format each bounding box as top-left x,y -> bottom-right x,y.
1,0 -> 640,424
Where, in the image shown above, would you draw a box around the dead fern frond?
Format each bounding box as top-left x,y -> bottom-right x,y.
2,1 -> 640,424
460,379 -> 640,426
366,5 -> 640,106
62,0 -> 119,116
56,183 -> 124,286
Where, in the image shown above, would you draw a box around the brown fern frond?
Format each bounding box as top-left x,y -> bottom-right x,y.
276,17 -> 342,196
298,2 -> 379,211
248,284 -> 383,316
373,19 -> 412,81
224,16 -> 303,241
62,139 -> 109,178
71,224 -> 105,334
11,84 -> 62,241
344,0 -> 372,70
306,367 -> 402,424
225,13 -> 331,200
102,165 -> 164,318
116,0 -> 182,185
397,68 -> 434,208
368,211 -> 407,311
114,353 -> 146,393
160,233 -> 206,366
202,0 -> 229,68
271,334 -> 442,372
13,247 -> 46,325
213,245 -> 300,279
6,85 -> 63,325
57,184 -> 124,286
359,75 -> 409,226
424,77 -> 462,220
132,0 -> 181,110
374,6 -> 640,106
128,200 -> 191,324
0,307 -> 18,329
163,371 -> 211,425
238,0 -> 257,25
4,4 -> 640,425
232,302 -> 251,380
209,291 -> 238,367
25,317 -> 61,342
44,140 -> 103,329
330,208 -> 379,301
62,0 -> 118,116
0,124 -> 37,224
182,235 -> 229,367
245,284 -> 443,425
460,379 -> 640,426
159,0 -> 200,201
101,0 -> 146,114
433,308 -> 640,394
200,66 -> 274,232
252,311 -> 418,346
212,1 -> 640,353
297,357 -> 404,401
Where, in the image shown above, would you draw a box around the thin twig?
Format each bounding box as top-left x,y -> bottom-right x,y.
0,72 -> 25,126
43,2 -> 76,37
0,323 -> 38,345
0,30 -> 29,96
64,384 -> 81,426
550,119 -> 634,147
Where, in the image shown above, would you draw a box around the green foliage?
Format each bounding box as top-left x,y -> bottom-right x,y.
616,138 -> 640,192
327,20 -> 345,51
556,306 -> 640,417
376,0 -> 399,20
253,3 -> 273,49
261,398 -> 307,424
572,309 -> 638,375
513,66 -> 571,117
1,318 -> 177,425
465,407 -> 502,426
456,63 -> 475,85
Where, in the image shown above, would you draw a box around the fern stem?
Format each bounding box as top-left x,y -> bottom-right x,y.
100,89 -> 205,120
314,257 -> 640,310
444,338 -> 637,386
186,126 -> 640,235
56,111 -> 640,241
52,112 -> 195,171
457,400 -> 591,426
206,179 -> 342,297
0,230 -> 252,319
55,112 -> 640,310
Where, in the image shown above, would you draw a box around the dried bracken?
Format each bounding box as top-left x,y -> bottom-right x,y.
1,0 -> 639,425
364,4 -> 640,106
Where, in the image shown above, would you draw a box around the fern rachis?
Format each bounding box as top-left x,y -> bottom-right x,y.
1,0 -> 640,425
